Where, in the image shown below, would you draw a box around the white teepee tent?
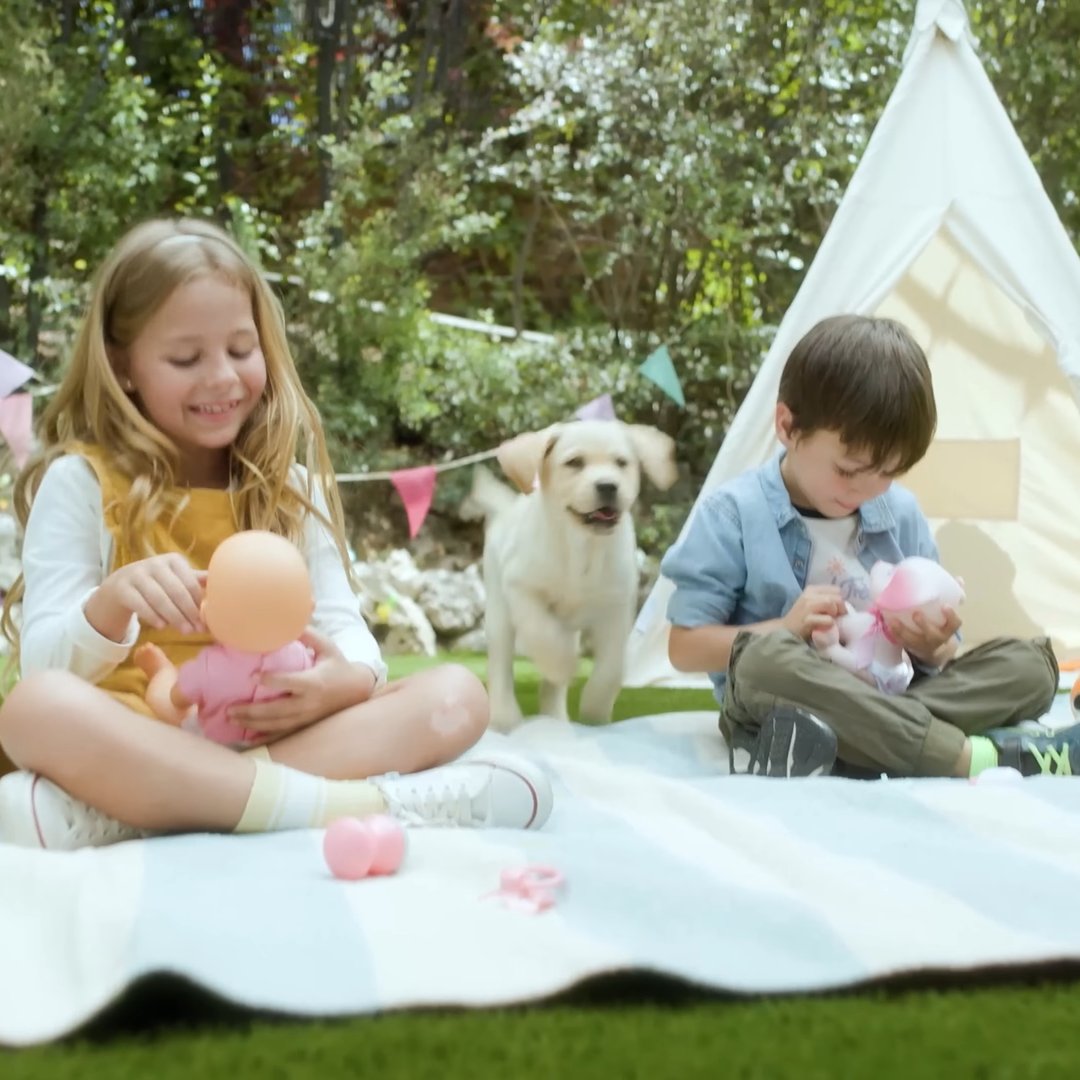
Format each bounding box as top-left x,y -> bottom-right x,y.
627,0 -> 1080,689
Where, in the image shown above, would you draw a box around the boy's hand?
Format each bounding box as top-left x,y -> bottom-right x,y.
885,607 -> 962,668
783,585 -> 846,641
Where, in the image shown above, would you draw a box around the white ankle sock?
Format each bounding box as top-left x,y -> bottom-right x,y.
235,760 -> 387,833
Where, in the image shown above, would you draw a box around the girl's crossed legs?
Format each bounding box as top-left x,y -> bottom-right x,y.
0,663 -> 552,849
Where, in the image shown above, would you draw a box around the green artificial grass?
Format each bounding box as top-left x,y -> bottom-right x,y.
6,655 -> 1080,1076
8,981 -> 1080,1080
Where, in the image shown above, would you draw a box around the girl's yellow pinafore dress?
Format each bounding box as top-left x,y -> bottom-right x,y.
72,443 -> 241,717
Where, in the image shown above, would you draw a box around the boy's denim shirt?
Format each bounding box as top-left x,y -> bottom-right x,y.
661,451 -> 942,705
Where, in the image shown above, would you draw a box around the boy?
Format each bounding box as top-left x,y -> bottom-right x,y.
661,315 -> 1067,780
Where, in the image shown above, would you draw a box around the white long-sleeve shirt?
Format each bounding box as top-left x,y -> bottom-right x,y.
18,454 -> 387,686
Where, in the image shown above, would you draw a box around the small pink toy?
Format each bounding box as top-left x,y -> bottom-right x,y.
812,555 -> 965,696
323,815 -> 406,881
482,865 -> 564,914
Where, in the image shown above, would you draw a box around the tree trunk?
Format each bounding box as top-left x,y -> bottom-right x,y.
0,277 -> 13,356
308,0 -> 349,207
512,188 -> 542,336
25,184 -> 48,364
411,0 -> 440,111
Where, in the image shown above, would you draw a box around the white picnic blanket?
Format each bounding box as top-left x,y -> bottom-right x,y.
1,689 -> 1078,1047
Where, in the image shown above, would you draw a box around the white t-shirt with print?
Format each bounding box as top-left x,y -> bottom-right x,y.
801,512 -> 872,612
800,509 -> 914,695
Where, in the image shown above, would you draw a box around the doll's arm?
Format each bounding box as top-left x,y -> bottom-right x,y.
814,637 -> 865,676
813,609 -> 873,674
133,644 -> 194,726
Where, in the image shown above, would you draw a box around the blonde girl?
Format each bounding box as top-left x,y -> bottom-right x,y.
0,218 -> 550,850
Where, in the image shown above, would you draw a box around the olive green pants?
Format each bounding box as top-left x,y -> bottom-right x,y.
722,629 -> 1059,777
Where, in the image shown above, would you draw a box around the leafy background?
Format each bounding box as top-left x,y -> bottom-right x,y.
2,0 -> 1077,558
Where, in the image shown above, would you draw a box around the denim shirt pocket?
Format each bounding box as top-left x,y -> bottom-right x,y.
782,517 -> 813,590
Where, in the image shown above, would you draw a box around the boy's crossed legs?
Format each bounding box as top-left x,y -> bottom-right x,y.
723,629 -> 1060,779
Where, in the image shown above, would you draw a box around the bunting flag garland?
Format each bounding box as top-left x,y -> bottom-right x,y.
341,343 -> 686,539
0,349 -> 33,400
0,393 -> 32,468
0,350 -> 35,478
389,466 -> 438,539
0,325 -> 688,544
574,393 -> 616,421
638,344 -> 685,407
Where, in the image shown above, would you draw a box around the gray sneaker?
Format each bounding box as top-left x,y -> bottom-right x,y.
373,751 -> 553,829
987,721 -> 1080,777
0,771 -> 151,851
748,706 -> 838,778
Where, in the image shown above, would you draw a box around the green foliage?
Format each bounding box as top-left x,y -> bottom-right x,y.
0,0 -> 1077,555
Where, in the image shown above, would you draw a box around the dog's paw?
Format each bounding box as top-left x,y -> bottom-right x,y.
578,682 -> 616,725
578,710 -> 613,726
578,714 -> 613,727
487,697 -> 524,734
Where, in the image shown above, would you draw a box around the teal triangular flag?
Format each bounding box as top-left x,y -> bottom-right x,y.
638,344 -> 685,407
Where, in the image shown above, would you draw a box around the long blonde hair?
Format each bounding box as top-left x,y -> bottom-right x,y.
1,217 -> 354,660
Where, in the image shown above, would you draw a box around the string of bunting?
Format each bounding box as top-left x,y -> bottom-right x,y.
0,342 -> 686,539
336,343 -> 685,537
0,349 -> 38,472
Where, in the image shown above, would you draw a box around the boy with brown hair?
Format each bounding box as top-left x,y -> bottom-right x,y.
662,314 -> 1066,779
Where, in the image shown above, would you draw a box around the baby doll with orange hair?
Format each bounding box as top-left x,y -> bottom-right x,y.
135,530 -> 315,748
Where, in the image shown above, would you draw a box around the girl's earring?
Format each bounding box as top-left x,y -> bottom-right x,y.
122,379 -> 135,393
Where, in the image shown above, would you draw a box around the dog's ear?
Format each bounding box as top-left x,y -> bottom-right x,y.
496,426 -> 561,493
626,424 -> 678,490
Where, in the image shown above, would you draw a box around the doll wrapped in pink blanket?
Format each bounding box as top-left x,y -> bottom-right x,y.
811,556 -> 965,695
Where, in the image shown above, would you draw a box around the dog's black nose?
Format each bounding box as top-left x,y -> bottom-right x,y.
595,480 -> 618,500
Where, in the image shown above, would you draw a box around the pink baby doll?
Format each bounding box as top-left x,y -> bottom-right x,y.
134,530 -> 315,748
811,555 -> 966,696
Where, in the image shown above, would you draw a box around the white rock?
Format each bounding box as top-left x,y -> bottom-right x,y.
451,626 -> 487,653
352,558 -> 438,656
381,548 -> 423,600
416,563 -> 485,635
381,594 -> 438,657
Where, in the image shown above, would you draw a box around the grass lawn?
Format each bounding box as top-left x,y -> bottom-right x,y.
6,654 -> 1080,1077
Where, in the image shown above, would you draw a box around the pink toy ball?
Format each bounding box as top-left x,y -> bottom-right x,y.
323,815 -> 406,881
365,814 -> 407,876
323,817 -> 376,880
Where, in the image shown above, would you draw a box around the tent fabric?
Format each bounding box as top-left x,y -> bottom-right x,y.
627,0 -> 1080,689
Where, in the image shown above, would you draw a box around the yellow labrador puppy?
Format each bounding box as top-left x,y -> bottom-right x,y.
467,419 -> 676,731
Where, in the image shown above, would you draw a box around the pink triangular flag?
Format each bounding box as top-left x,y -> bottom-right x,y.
390,466 -> 437,539
0,350 -> 33,399
575,393 -> 616,421
0,393 -> 32,468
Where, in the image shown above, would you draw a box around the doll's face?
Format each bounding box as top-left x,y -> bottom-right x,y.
202,532 -> 314,653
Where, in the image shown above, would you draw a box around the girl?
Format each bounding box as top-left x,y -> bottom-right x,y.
0,218 -> 551,851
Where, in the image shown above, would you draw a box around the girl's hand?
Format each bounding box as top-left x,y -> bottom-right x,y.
229,629 -> 378,741
86,554 -> 206,641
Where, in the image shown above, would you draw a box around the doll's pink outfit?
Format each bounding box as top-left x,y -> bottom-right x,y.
176,641 -> 314,747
